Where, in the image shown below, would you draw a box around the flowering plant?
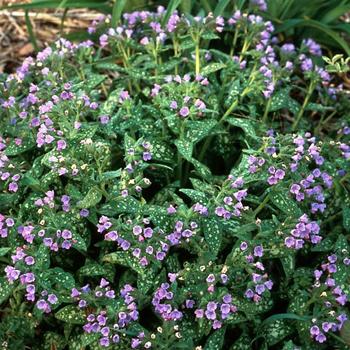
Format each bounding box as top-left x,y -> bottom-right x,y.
0,1 -> 349,349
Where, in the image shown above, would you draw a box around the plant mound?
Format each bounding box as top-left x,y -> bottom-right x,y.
0,3 -> 349,350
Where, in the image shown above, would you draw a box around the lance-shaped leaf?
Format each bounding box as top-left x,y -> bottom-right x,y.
77,186 -> 102,209
202,217 -> 222,257
55,305 -> 86,325
0,277 -> 14,305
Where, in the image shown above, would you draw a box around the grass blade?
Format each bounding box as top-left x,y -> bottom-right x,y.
180,0 -> 193,15
200,0 -> 212,12
213,0 -> 230,16
275,18 -> 350,55
1,0 -> 110,11
25,9 -> 38,51
111,0 -> 127,27
161,0 -> 182,27
320,5 -> 350,24
261,313 -> 312,325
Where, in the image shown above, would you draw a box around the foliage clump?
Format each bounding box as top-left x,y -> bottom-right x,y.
0,2 -> 349,349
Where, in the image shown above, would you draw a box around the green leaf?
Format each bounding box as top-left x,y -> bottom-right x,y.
0,277 -> 14,305
180,189 -> 208,204
262,319 -> 293,346
282,340 -> 299,350
175,139 -> 212,179
202,31 -> 220,40
335,234 -> 349,252
305,103 -> 332,112
77,186 -> 102,209
204,327 -> 226,350
226,117 -> 259,141
100,89 -> 121,115
149,140 -> 174,163
186,120 -> 218,144
25,10 -> 38,52
21,174 -> 41,190
5,136 -> 36,156
44,332 -> 66,350
311,236 -> 334,252
1,0 -> 111,11
175,139 -> 193,159
201,62 -> 226,75
0,193 -> 18,210
55,305 -> 86,325
202,217 -> 222,257
213,0 -> 230,16
72,232 -> 88,252
342,205 -> 350,232
161,0 -> 182,26
103,251 -> 144,275
280,255 -> 295,278
0,247 -> 11,256
46,268 -> 76,290
340,320 -> 350,346
99,196 -> 141,216
101,169 -> 122,181
85,73 -> 106,90
269,190 -> 302,217
262,313 -> 312,325
35,245 -> 50,270
270,88 -> 300,114
111,0 -> 127,27
69,333 -> 100,350
137,268 -> 163,294
275,19 -> 350,56
79,263 -> 109,277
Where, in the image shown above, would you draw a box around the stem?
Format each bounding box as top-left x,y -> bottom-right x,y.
262,97 -> 272,123
292,81 -> 316,131
173,37 -> 179,75
198,65 -> 256,162
327,331 -> 348,345
118,42 -> 141,93
177,153 -> 182,182
177,122 -> 186,182
182,161 -> 190,187
253,194 -> 270,217
230,25 -> 240,57
315,110 -> 336,135
153,42 -> 159,79
195,41 -> 200,75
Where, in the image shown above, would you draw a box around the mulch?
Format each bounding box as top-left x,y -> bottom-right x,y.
0,0 -> 101,73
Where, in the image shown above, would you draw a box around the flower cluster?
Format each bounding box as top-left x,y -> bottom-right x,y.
74,281 -> 139,347
309,248 -> 349,343
152,282 -> 183,321
194,294 -> 237,329
284,214 -> 321,249
215,177 -> 248,219
99,217 -> 170,266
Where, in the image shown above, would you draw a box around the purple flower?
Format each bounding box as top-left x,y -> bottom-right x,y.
47,294 -> 58,304
179,106 -> 190,117
206,274 -> 215,283
310,325 -> 320,336
315,333 -> 327,343
195,309 -> 204,318
80,209 -> 89,217
5,266 -> 20,282
99,115 -> 110,124
170,101 -> 178,109
143,152 -> 152,161
36,299 -> 48,311
254,245 -> 264,257
8,182 -> 18,192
